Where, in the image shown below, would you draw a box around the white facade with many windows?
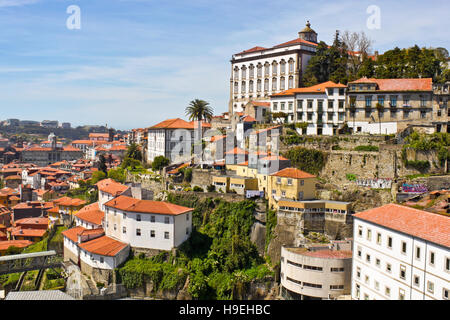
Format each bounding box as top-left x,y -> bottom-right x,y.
352,204 -> 450,300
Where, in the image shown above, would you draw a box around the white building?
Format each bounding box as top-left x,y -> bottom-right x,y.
352,203 -> 450,300
74,202 -> 104,230
270,81 -> 347,135
147,118 -> 211,163
229,21 -> 319,115
280,240 -> 353,300
96,178 -> 130,210
103,195 -> 193,251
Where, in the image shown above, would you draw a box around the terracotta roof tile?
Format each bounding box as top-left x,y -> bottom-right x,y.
96,179 -> 128,196
75,202 -> 104,225
271,81 -> 346,97
348,78 -> 432,91
104,195 -> 192,215
271,167 -> 316,179
78,235 -> 128,256
354,203 -> 450,247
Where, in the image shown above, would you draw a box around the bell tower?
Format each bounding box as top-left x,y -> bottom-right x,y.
298,20 -> 318,43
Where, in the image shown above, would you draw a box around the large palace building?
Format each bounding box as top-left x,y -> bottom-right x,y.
229,21 -> 319,116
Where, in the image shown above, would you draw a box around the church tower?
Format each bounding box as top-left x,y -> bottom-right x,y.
298,21 -> 318,43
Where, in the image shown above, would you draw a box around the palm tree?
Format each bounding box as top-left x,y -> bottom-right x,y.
185,99 -> 213,122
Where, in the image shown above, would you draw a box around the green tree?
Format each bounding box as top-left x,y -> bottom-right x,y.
152,156 -> 170,172
91,171 -> 106,184
108,167 -> 126,183
126,143 -> 143,161
98,154 -> 108,175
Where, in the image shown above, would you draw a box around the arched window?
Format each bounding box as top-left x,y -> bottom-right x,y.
272,77 -> 277,91
280,60 -> 286,74
241,81 -> 246,93
288,76 -> 294,89
234,67 -> 239,79
241,66 -> 247,79
257,79 -> 262,92
264,63 -> 270,77
234,82 -> 238,93
280,76 -> 285,90
272,61 -> 278,75
264,79 -> 269,92
289,59 -> 295,73
249,80 -> 254,93
249,64 -> 254,78
257,63 -> 262,77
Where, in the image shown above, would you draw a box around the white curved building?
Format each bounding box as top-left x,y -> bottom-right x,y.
280,240 -> 353,300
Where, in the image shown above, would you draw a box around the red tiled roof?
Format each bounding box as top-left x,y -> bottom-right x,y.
75,202 -> 104,225
104,195 -> 193,215
62,226 -> 86,242
167,163 -> 190,175
15,217 -> 48,226
348,78 -> 432,91
354,203 -> 450,247
272,81 -> 346,96
96,178 -> 128,196
225,147 -> 249,155
273,37 -> 318,48
271,167 -> 316,179
0,240 -> 33,251
261,155 -> 289,161
291,249 -> 353,259
78,235 -> 128,257
11,227 -> 47,238
235,46 -> 268,55
150,118 -> 193,130
242,115 -> 256,123
250,101 -> 270,108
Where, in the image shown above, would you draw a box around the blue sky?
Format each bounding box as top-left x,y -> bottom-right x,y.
0,0 -> 449,130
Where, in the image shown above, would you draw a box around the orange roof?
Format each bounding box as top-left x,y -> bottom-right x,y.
272,81 -> 347,97
253,125 -> 282,135
261,155 -> 289,161
242,115 -> 256,123
53,196 -> 86,207
15,217 -> 49,226
96,178 -> 128,196
78,235 -> 128,257
104,195 -> 193,215
354,204 -> 450,247
150,118 -> 194,130
237,161 -> 249,166
225,147 -> 249,155
271,167 -> 316,179
250,101 -> 270,108
274,37 -> 318,48
348,77 -> 432,91
209,135 -> 226,142
167,163 -> 190,175
0,240 -> 33,251
75,202 -> 104,225
11,227 -> 47,238
235,46 -> 267,55
62,226 -> 87,242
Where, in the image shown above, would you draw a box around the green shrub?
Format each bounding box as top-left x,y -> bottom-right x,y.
193,186 -> 204,192
283,147 -> 326,175
207,185 -> 216,192
405,160 -> 430,171
346,173 -> 357,181
354,145 -> 379,152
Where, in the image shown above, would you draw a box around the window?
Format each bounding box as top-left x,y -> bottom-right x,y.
375,258 -> 380,267
136,214 -> 141,222
378,95 -> 385,106
164,217 -> 170,224
330,285 -> 344,290
339,100 -> 345,109
272,78 -> 277,91
288,102 -> 293,111
358,226 -> 363,237
164,232 -> 170,239
151,215 -> 155,223
328,88 -> 334,95
257,79 -> 262,92
277,177 -> 281,184
234,82 -> 238,93
273,102 -> 278,111
331,267 -> 344,272
366,254 -> 371,263
386,263 -> 392,273
399,289 -> 405,300
357,247 -> 362,258
303,265 -> 323,271
114,224 -> 117,231
150,230 -> 155,238
416,246 -> 421,260
241,81 -> 246,93
186,213 -> 189,221
445,257 -> 449,271
390,95 -> 397,107
280,102 -> 285,110
356,267 -> 361,278
355,284 -> 360,299
427,281 -> 434,294
280,77 -> 285,90
257,64 -> 262,77
385,286 -> 391,297
364,275 -> 369,284
100,257 -> 104,263
136,228 -> 141,236
400,265 -> 406,280
264,79 -> 269,91
414,275 -> 420,286
376,233 -> 381,245
287,179 -> 292,185
375,281 -> 379,291
186,227 -> 189,235
288,76 -> 294,89
287,260 -> 302,268
430,251 -> 435,265
328,100 -> 334,109
297,100 -> 303,110
365,96 -> 372,107
123,226 -> 126,234
443,288 -> 449,300
387,236 -> 393,249
367,229 -> 372,241
264,63 -> 270,76
289,60 -> 294,73
280,60 -> 286,74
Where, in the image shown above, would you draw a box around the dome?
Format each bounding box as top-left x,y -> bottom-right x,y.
300,21 -> 317,34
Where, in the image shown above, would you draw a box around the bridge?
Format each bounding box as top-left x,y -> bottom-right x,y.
0,250 -> 63,275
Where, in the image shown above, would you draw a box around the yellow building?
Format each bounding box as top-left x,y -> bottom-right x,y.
269,168 -> 317,208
